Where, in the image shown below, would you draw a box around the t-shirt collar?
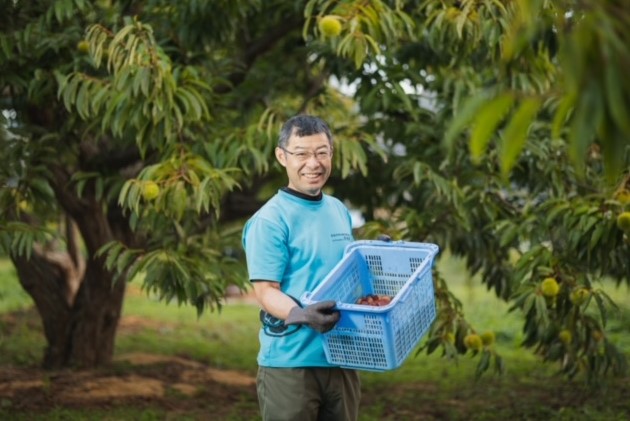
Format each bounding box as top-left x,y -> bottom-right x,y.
280,186 -> 323,202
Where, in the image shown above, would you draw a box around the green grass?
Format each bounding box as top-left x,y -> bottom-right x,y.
115,253 -> 552,381
0,408 -> 170,421
118,296 -> 260,372
0,259 -> 43,367
1,254 -> 630,420
0,259 -> 31,313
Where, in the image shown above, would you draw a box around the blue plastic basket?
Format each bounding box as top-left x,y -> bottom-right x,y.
301,240 -> 439,372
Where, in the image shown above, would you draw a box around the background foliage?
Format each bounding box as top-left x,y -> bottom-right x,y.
0,0 -> 628,381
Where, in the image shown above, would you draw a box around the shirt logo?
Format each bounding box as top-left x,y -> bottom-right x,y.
331,233 -> 352,242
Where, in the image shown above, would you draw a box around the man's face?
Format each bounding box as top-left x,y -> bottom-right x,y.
275,131 -> 333,196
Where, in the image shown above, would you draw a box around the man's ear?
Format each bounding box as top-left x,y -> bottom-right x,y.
275,147 -> 287,167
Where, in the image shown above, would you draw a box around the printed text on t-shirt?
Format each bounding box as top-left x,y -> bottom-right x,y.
331,233 -> 352,242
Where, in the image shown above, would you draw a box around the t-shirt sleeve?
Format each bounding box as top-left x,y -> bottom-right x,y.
242,215 -> 288,282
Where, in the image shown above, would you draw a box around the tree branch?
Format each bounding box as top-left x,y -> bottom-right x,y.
299,70 -> 331,113
220,16 -> 304,92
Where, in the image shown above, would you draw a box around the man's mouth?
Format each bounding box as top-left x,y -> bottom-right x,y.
302,172 -> 322,179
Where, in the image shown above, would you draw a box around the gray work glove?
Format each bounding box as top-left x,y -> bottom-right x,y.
285,301 -> 340,333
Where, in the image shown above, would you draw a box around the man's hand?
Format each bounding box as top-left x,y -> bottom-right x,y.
285,301 -> 340,333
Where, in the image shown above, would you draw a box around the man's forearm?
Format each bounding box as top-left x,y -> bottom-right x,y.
253,282 -> 299,320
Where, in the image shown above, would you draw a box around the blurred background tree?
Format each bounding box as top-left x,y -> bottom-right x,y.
305,0 -> 629,383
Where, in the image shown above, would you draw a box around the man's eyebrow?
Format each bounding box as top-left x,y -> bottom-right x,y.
291,145 -> 330,151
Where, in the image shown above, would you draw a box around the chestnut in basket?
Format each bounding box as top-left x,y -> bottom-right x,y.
356,294 -> 392,306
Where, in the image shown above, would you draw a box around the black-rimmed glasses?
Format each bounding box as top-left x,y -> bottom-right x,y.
280,147 -> 333,162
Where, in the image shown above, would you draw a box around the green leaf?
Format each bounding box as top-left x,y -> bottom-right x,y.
546,203 -> 569,224
599,126 -> 627,183
104,242 -> 123,271
444,90 -> 491,150
455,9 -> 468,38
551,93 -> 576,140
589,223 -> 605,251
523,293 -> 536,314
499,97 -> 541,177
535,295 -> 549,326
604,54 -> 630,134
499,223 -> 518,247
593,292 -> 608,327
568,81 -> 602,176
475,350 -> 491,378
353,37 -> 367,69
469,92 -> 515,163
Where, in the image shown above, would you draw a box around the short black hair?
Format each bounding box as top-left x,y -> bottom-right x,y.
278,115 -> 333,148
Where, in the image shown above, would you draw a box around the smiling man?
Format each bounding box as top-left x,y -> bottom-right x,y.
242,115 -> 360,420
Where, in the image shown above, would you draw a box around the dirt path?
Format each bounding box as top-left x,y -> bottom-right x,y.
0,351 -> 259,418
0,291 -> 261,419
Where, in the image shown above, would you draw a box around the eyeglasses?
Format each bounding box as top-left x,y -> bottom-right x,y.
280,147 -> 333,162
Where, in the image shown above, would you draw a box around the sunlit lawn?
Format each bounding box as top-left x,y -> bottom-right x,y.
1,253 -> 629,420
2,252 -> 629,376
0,259 -> 30,313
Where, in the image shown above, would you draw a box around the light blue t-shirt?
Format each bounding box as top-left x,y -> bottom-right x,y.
242,188 -> 353,367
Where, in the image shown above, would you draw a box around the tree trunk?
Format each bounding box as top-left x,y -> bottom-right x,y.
67,259 -> 126,368
12,244 -> 125,369
10,165 -> 133,369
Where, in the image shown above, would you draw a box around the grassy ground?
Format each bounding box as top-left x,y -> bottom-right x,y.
1,255 -> 629,420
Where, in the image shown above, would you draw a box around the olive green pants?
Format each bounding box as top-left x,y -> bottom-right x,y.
256,366 -> 361,421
